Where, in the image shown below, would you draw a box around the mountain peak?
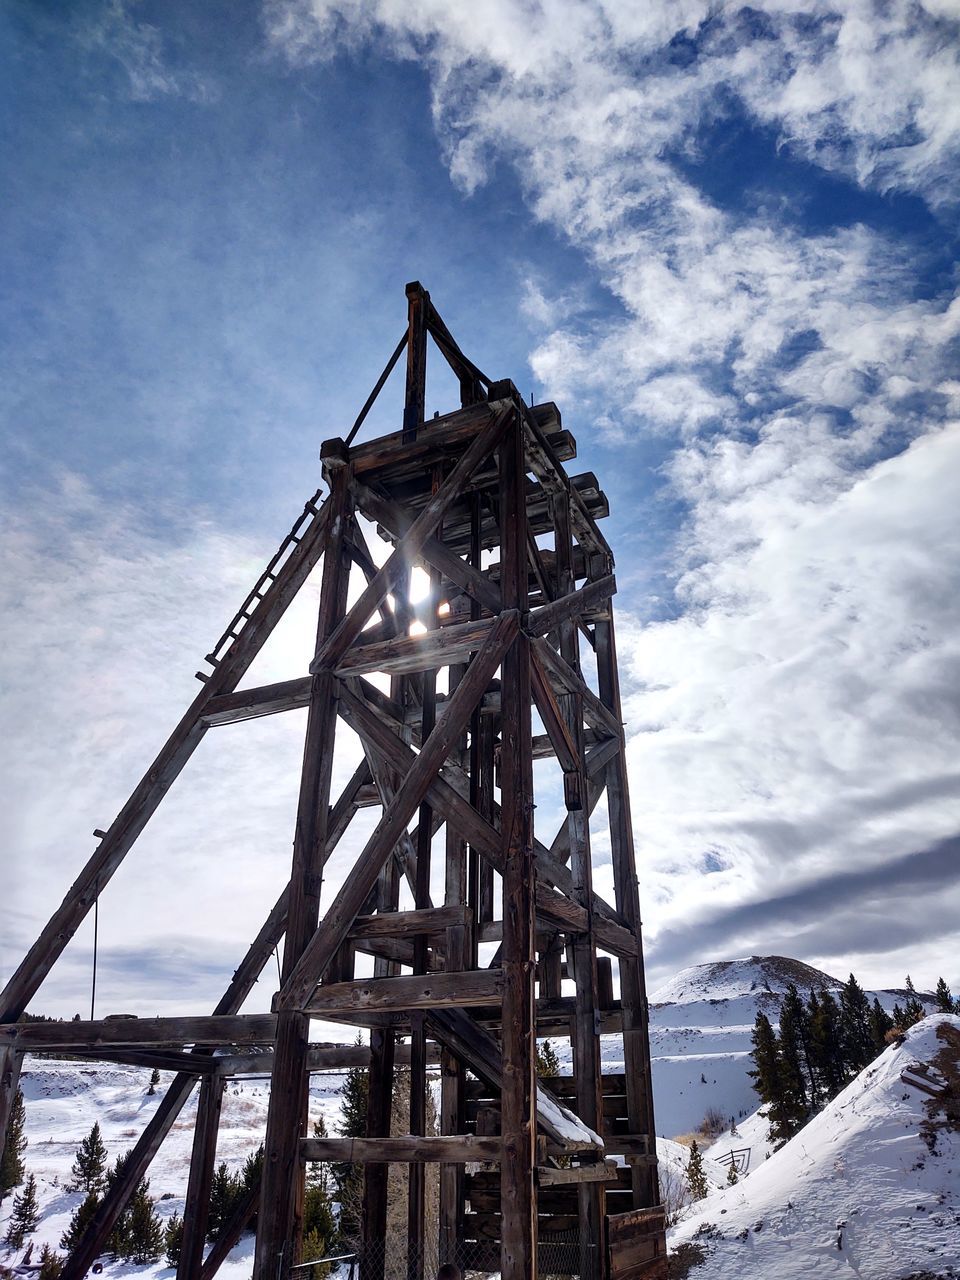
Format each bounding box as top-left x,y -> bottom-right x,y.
651,954 -> 845,1005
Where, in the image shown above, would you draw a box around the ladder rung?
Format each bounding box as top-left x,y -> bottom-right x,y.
204,654 -> 220,666
195,671 -> 210,683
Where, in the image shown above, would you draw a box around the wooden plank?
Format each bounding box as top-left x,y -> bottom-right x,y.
0,498 -> 331,1026
334,616 -> 495,677
301,1135 -> 502,1164
177,1075 -> 226,1280
279,610 -> 519,1011
310,405 -> 513,676
62,1047 -> 218,1076
0,1049 -> 23,1190
532,636 -> 621,739
537,1160 -> 619,1188
201,676 -> 311,726
526,574 -> 616,638
349,906 -> 469,940
256,467 -> 354,1280
1,1014 -> 277,1050
305,969 -> 503,1013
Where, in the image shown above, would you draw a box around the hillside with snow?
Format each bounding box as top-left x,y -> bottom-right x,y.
646,956 -> 938,1141
669,1015 -> 960,1278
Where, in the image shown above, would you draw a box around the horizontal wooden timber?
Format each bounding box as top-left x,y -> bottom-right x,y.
304,969 -> 503,1014
537,1159 -> 620,1187
526,574 -> 616,637
58,1047 -> 218,1076
301,1135 -> 501,1164
1,1014 -> 277,1051
531,726 -> 607,760
349,905 -> 469,939
200,676 -> 311,726
331,398 -> 571,480
334,617 -> 495,677
215,1041 -> 443,1076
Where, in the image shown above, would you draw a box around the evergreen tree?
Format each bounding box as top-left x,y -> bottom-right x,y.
239,1143 -> 264,1231
808,989 -> 847,1100
37,1243 -> 64,1279
68,1123 -> 107,1194
905,975 -> 916,993
147,1068 -> 161,1096
748,1011 -> 780,1108
206,1163 -> 242,1242
163,1212 -> 183,1268
839,974 -> 874,1073
4,1173 -> 39,1247
0,1088 -> 26,1201
105,1151 -> 134,1257
902,993 -> 926,1028
935,977 -> 954,1014
869,998 -> 893,1051
725,1162 -> 739,1187
125,1179 -> 163,1264
777,986 -> 812,1137
60,1191 -> 100,1252
686,1141 -> 708,1201
308,1117 -> 330,1194
332,1052 -> 368,1246
892,1002 -> 906,1029
535,1040 -> 561,1076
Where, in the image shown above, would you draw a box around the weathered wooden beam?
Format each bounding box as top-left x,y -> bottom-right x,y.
538,1159 -> 620,1187
526,573 -> 616,638
349,906 -> 469,940
199,1180 -> 260,1280
0,1049 -> 23,1188
256,467 -> 354,1280
334,616 -> 495,678
1,1015 -> 277,1051
310,405 -> 512,676
532,636 -> 621,739
279,610 -> 519,1012
178,1075 -> 226,1280
201,676 -> 311,726
302,1135 -> 502,1164
59,1048 -> 217,1076
305,969 -> 503,1014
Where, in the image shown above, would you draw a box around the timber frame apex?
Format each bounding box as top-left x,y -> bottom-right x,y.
1,282 -> 664,1280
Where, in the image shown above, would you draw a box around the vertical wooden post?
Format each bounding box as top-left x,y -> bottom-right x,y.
595,615 -> 659,1209
403,281 -> 428,444
497,406 -> 537,1280
553,494 -> 606,1278
178,1075 -> 227,1280
0,1048 -> 23,1187
254,466 -> 353,1280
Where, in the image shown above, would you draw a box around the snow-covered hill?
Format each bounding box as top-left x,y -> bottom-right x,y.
669,1015 -> 960,1279
646,955 -> 939,1141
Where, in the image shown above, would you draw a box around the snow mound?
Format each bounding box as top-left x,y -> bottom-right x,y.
669,1015 -> 960,1279
652,956 -> 844,1006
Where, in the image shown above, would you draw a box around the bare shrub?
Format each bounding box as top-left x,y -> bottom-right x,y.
658,1159 -> 691,1228
697,1107 -> 726,1139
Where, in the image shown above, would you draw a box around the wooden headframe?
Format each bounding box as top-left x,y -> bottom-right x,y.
0,283 -> 665,1280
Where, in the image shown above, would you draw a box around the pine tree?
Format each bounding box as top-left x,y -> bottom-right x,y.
206,1163 -> 242,1242
777,986 -> 812,1136
535,1040 -> 561,1076
935,977 -> 954,1014
68,1123 -> 107,1194
686,1141 -> 708,1201
902,993 -> 926,1028
125,1179 -> 163,1263
869,998 -> 893,1051
905,974 -> 916,993
37,1242 -> 64,1279
163,1212 -> 183,1268
333,1052 -> 368,1246
4,1173 -> 39,1247
104,1150 -> 134,1257
60,1191 -> 100,1251
239,1143 -> 264,1231
147,1068 -> 160,1096
807,989 -> 847,1101
839,974 -> 874,1073
725,1162 -> 739,1186
308,1117 -> 330,1194
892,1002 -> 906,1029
0,1088 -> 26,1200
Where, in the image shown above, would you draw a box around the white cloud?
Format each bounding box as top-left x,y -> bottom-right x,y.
263,0 -> 960,986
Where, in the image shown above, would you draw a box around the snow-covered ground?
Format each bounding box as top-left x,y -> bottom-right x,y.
669,1015 -> 960,1279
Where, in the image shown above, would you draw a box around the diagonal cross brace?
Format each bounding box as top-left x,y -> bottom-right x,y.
278,610 -> 519,1011
310,403 -> 513,675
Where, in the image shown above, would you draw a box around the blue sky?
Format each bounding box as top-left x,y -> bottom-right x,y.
2,0 -> 959,1015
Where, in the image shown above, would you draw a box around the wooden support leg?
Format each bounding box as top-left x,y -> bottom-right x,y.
497,414 -> 537,1280
595,617 -> 659,1210
255,469 -> 353,1280
178,1075 -> 227,1280
0,1048 -> 23,1185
